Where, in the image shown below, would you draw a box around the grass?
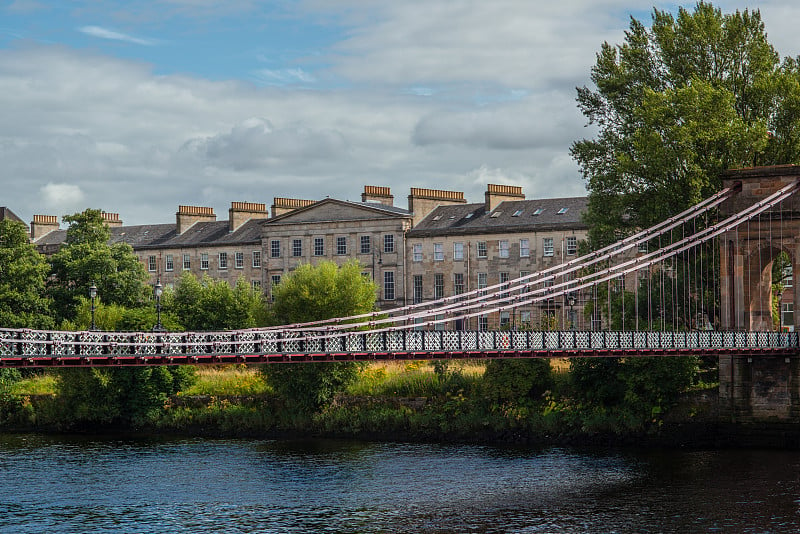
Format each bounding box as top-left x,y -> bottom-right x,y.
181,365 -> 272,396
347,360 -> 485,397
10,372 -> 58,396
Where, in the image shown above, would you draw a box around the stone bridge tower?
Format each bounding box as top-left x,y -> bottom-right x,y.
719,164 -> 800,420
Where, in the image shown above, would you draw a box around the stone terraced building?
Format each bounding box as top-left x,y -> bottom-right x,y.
28,184 -> 589,323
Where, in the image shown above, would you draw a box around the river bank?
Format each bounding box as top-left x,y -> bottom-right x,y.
7,387 -> 800,450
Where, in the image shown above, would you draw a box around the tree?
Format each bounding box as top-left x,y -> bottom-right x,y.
169,272 -> 267,331
56,366 -> 195,428
48,209 -> 149,321
264,261 -> 377,413
572,2 -> 798,247
269,260 -> 377,324
0,219 -> 53,328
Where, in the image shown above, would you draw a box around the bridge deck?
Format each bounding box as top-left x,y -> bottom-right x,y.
0,329 -> 797,367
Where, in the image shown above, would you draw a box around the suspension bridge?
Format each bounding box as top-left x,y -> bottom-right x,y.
2,166 -> 800,370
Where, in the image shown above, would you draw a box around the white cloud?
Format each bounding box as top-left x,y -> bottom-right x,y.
181,117 -> 348,170
5,1 -> 800,226
78,25 -> 158,46
251,68 -> 317,86
40,183 -> 85,212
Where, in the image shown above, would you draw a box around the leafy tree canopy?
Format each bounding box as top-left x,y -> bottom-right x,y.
572,2 -> 800,246
169,273 -> 267,331
47,209 -> 149,321
270,260 -> 377,325
265,260 -> 377,413
0,220 -> 53,328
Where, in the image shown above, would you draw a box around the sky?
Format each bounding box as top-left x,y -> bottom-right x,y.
2,1 -> 800,226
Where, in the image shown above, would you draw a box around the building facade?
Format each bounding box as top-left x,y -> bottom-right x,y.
405,185 -> 589,330
27,183 -> 590,327
261,187 -> 413,309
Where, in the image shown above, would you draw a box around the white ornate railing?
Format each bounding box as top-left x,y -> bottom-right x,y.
0,328 -> 797,365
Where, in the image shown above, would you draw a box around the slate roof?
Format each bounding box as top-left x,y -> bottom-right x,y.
406,197 -> 588,237
33,219 -> 264,250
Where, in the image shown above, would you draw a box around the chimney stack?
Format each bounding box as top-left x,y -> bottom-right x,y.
101,212 -> 123,228
30,214 -> 60,241
408,187 -> 466,226
271,197 -> 315,218
362,185 -> 394,206
176,205 -> 216,234
485,184 -> 524,212
229,201 -> 268,232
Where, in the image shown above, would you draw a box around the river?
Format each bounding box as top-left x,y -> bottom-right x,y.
0,434 -> 798,533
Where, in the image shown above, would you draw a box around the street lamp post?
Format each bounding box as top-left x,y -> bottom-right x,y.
153,279 -> 165,332
567,292 -> 576,331
89,283 -> 98,331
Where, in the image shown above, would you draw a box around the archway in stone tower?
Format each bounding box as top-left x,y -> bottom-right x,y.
743,244 -> 792,332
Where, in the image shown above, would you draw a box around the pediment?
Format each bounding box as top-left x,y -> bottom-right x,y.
267,199 -> 408,224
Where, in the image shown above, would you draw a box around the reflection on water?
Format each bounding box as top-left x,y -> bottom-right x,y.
0,433 -> 798,533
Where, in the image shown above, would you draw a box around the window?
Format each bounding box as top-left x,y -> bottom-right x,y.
478,315 -> 488,331
413,243 -> 423,262
434,273 -> 444,299
235,252 -> 244,269
781,303 -> 794,330
218,252 -> 228,269
500,272 -> 510,298
314,237 -> 324,256
477,272 -> 487,290
477,242 -> 487,258
384,234 -> 395,253
413,275 -> 423,303
783,265 -> 793,288
520,271 -> 530,293
453,242 -> 464,260
183,254 -> 190,270
165,255 -> 174,272
499,240 -> 509,258
533,208 -> 544,216
566,236 -> 577,256
512,209 -> 524,217
558,207 -> 569,214
271,275 -> 281,296
270,240 -> 280,258
520,311 -> 531,326
638,241 -> 648,254
384,271 -> 395,300
543,238 -> 554,257
360,235 -> 371,254
520,239 -> 530,258
500,311 -> 510,329
148,255 -> 157,272
434,314 -> 445,331
336,236 -> 347,255
454,273 -> 464,295
201,253 -> 209,270
434,243 -> 444,261
252,279 -> 261,291
252,251 -> 261,268
292,239 -> 302,257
